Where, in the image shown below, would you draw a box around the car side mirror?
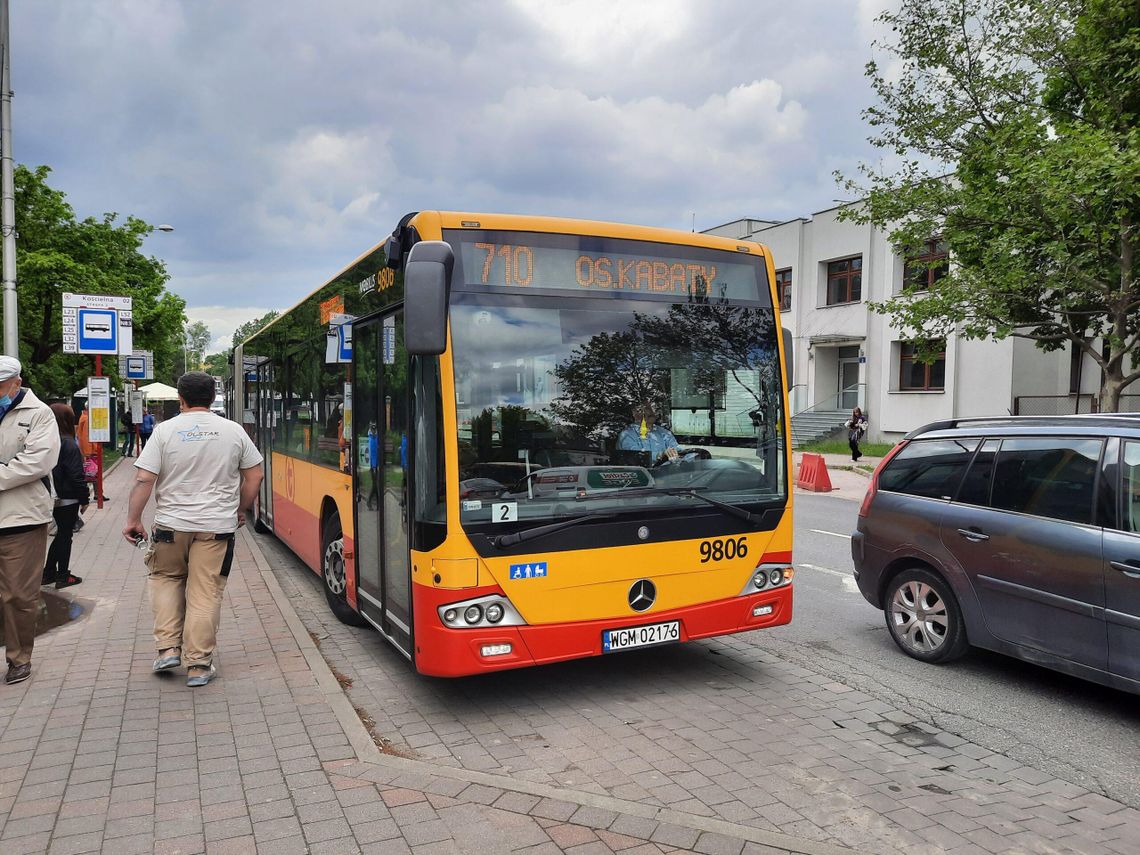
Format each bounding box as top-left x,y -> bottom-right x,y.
404,241 -> 453,355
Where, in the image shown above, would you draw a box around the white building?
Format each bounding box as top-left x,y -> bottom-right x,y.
705,208 -> 1104,445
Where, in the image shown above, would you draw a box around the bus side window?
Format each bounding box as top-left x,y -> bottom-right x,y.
412,355 -> 447,551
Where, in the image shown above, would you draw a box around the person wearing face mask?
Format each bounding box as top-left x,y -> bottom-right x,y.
0,356 -> 62,685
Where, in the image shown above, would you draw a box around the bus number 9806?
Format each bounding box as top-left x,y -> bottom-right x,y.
699,537 -> 748,563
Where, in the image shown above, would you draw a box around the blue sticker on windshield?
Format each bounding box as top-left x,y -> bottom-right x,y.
509,562 -> 548,580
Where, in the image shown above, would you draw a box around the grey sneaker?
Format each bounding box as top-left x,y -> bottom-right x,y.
152,649 -> 181,672
186,664 -> 217,688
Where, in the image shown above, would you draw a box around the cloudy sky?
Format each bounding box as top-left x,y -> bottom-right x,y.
16,0 -> 890,353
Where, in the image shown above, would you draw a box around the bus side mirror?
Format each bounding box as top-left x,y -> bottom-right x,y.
405,241 -> 454,355
782,327 -> 793,391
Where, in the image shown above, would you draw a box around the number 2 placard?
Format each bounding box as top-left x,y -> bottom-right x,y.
492,502 -> 518,523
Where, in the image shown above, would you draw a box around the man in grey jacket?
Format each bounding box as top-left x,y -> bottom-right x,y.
0,356 -> 61,684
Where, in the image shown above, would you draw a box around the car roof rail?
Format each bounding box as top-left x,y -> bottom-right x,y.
904,412 -> 1140,440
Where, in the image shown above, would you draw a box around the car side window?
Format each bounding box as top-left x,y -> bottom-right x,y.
1120,442 -> 1140,533
954,438 -> 999,506
878,438 -> 979,500
990,438 -> 1103,525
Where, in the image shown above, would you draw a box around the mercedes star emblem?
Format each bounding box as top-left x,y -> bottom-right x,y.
628,579 -> 656,612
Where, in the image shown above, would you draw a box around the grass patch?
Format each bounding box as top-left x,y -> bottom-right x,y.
101,447 -> 122,469
797,439 -> 897,458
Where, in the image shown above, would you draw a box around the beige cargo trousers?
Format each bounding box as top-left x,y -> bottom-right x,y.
146,528 -> 236,668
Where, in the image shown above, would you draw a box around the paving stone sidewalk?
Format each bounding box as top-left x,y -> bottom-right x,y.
0,461 -> 791,855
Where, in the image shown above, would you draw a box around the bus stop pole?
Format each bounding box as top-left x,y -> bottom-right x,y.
95,355 -> 104,510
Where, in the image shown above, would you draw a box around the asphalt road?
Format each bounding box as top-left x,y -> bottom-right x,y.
254,486 -> 1140,818
775,490 -> 1140,809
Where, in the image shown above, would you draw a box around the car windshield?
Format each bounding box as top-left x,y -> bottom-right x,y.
451,293 -> 787,527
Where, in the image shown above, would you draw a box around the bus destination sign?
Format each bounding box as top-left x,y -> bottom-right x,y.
453,233 -> 765,302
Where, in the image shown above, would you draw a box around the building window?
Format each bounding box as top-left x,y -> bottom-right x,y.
775,268 -> 791,311
899,340 -> 946,391
1069,341 -> 1082,394
826,257 -> 861,305
903,239 -> 948,292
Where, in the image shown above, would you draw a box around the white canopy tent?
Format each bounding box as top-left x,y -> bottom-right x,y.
136,382 -> 180,401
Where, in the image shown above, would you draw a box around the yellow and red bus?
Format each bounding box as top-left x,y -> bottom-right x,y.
235,212 -> 794,676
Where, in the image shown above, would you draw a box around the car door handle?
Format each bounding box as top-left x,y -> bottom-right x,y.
1109,561 -> 1140,579
957,528 -> 989,542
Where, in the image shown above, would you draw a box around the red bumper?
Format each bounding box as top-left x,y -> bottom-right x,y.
412,584 -> 793,677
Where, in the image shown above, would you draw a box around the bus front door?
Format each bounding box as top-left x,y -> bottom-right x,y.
256,362 -> 274,527
353,310 -> 413,656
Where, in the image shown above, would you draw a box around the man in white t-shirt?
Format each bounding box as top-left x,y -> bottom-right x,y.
123,372 -> 264,687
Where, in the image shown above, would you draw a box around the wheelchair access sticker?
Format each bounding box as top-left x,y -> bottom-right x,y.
509,562 -> 548,580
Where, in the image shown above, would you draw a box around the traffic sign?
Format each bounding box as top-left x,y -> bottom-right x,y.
118,350 -> 154,380
325,313 -> 355,364
62,293 -> 133,355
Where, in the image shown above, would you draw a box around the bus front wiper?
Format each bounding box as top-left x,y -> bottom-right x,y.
585,486 -> 766,527
492,511 -> 617,549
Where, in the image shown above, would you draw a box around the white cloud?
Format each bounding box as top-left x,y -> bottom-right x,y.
511,0 -> 689,64
186,306 -> 275,355
16,1 -> 883,313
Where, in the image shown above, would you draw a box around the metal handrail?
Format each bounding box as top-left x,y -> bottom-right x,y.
792,383 -> 866,419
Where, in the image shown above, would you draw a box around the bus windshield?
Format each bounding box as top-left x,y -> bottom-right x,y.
451,292 -> 787,528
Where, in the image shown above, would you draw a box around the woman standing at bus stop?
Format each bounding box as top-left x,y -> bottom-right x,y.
846,407 -> 869,462
43,403 -> 88,589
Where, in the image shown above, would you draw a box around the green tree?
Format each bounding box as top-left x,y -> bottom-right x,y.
3,165 -> 186,396
837,0 -> 1140,411
202,351 -> 229,377
183,320 -> 211,371
231,310 -> 278,348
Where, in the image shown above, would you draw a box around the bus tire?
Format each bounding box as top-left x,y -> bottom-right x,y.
322,513 -> 370,628
254,516 -> 271,534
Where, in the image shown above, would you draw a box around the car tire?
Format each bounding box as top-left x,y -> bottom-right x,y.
322,513 -> 370,628
884,567 -> 969,663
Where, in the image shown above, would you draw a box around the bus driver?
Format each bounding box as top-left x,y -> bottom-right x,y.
617,401 -> 679,465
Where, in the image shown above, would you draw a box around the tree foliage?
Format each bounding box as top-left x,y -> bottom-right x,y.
202,351 -> 229,377
231,310 -> 278,349
837,0 -> 1140,411
184,321 -> 211,371
3,165 -> 186,396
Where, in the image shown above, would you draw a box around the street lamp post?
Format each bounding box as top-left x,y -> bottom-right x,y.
1,0 -> 18,357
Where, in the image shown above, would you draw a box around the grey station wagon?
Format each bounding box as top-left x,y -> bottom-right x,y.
852,415 -> 1140,695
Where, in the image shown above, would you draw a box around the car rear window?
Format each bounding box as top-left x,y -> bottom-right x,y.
879,438 -> 980,500
990,438 -> 1102,524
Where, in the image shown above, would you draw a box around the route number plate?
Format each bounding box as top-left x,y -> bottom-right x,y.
602,621 -> 680,653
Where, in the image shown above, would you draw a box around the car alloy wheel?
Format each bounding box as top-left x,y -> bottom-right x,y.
889,579 -> 948,653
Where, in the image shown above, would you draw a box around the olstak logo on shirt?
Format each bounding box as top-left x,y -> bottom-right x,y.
176,423 -> 222,442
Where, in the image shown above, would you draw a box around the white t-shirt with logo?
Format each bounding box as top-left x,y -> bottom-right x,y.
135,411 -> 263,534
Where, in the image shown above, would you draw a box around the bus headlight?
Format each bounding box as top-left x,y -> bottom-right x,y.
739,564 -> 794,597
439,595 -> 526,629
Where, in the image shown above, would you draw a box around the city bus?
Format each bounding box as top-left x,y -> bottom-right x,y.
235,212 -> 794,676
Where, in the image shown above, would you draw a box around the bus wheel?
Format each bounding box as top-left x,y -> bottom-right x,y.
322,514 -> 369,628
254,517 -> 271,534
